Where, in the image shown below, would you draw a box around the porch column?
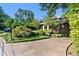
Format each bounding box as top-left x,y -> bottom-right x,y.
42,25 -> 45,30
47,25 -> 49,30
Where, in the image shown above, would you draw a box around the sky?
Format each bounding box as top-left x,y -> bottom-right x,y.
0,3 -> 62,20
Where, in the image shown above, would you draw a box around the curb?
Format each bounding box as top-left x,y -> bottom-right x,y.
0,37 -> 5,43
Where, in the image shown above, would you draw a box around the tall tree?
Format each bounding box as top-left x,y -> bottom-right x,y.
39,3 -> 58,18
0,6 -> 10,21
39,3 -> 68,18
0,6 -> 11,29
15,8 -> 34,22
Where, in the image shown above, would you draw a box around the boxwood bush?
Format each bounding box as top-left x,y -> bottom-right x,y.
12,25 -> 33,37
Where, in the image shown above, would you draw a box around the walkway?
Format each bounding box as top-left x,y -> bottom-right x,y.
0,37 -> 74,56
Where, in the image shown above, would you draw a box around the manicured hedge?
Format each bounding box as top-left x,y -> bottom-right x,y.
70,18 -> 79,54
64,4 -> 79,55
68,7 -> 79,55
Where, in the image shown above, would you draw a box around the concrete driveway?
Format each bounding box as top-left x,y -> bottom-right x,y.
0,37 -> 73,56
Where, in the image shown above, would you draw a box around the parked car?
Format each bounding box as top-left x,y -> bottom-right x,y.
3,28 -> 12,32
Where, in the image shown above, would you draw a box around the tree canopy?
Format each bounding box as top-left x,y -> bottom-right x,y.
15,8 -> 34,22
0,6 -> 10,21
39,3 -> 68,18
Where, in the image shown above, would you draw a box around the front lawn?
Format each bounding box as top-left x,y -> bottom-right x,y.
10,35 -> 50,43
0,31 -> 50,43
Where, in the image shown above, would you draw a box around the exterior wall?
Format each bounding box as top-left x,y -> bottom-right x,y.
40,21 -> 70,36
51,26 -> 60,33
60,22 -> 70,36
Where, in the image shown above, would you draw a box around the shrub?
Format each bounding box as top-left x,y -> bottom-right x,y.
68,7 -> 79,54
44,29 -> 52,33
38,29 -> 45,35
36,29 -> 52,36
12,25 -> 32,37
32,30 -> 39,36
70,19 -> 79,54
44,29 -> 52,36
51,34 -> 63,38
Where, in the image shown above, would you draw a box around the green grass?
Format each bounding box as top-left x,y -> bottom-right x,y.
0,31 -> 11,42
0,31 -> 50,43
10,35 -> 50,43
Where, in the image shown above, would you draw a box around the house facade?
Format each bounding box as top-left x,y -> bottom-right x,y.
40,17 -> 70,36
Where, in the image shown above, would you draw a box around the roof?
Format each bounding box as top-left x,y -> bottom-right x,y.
40,17 -> 69,25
